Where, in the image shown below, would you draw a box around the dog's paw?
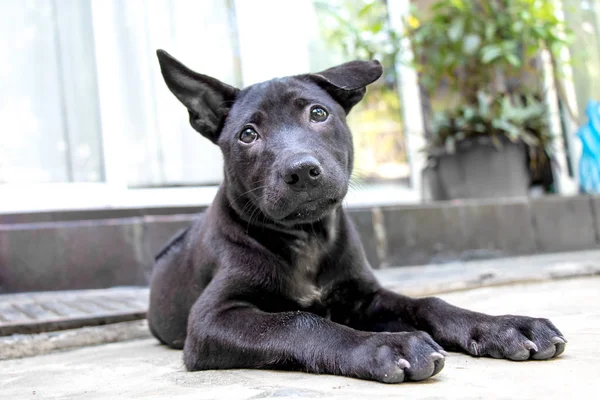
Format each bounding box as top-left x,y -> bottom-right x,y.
351,331 -> 446,383
466,315 -> 566,361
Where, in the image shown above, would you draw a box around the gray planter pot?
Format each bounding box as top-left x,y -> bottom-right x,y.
422,139 -> 530,201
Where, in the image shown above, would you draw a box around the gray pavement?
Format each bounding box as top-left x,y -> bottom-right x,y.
1,276 -> 598,400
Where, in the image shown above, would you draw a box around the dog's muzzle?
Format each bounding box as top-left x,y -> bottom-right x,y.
282,155 -> 323,192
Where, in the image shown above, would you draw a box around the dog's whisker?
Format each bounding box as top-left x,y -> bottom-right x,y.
228,184 -> 269,207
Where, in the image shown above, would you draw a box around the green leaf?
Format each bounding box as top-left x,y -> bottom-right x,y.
462,34 -> 481,54
505,53 -> 521,67
448,18 -> 465,43
477,91 -> 490,117
485,23 -> 496,41
512,20 -> 524,33
481,45 -> 502,63
463,106 -> 477,121
443,51 -> 457,67
492,118 -> 521,139
370,20 -> 384,34
358,1 -> 376,18
449,0 -> 462,7
550,41 -> 565,56
474,123 -> 486,133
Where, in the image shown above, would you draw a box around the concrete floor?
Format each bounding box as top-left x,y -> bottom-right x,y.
1,276 -> 598,400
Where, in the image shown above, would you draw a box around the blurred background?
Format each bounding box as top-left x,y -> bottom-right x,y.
2,0 -> 598,212
1,0 -> 600,295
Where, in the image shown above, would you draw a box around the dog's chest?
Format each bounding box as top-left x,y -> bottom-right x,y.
288,238 -> 325,307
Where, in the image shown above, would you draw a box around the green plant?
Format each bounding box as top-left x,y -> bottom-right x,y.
406,0 -> 572,168
430,91 -> 549,151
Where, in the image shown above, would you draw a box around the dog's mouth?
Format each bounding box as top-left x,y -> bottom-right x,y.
279,197 -> 340,224
244,171 -> 348,226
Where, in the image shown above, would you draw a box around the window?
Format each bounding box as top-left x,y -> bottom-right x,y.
0,0 -> 103,184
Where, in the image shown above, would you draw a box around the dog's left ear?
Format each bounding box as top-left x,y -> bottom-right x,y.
304,60 -> 383,114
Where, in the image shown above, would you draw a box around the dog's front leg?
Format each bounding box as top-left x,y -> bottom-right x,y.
364,288 -> 566,361
183,297 -> 446,383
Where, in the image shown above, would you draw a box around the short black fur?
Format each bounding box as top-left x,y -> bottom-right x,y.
149,50 -> 566,383
154,227 -> 190,262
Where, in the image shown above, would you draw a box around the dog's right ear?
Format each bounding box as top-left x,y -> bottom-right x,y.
156,49 -> 239,143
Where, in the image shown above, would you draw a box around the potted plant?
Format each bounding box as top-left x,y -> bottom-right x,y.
405,0 -> 572,200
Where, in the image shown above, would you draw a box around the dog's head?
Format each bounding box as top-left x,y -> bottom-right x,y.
157,50 -> 382,226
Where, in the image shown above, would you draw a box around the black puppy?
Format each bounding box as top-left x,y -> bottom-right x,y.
149,50 -> 566,383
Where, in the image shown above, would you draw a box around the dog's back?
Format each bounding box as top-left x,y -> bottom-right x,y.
154,226 -> 191,262
148,213 -> 211,348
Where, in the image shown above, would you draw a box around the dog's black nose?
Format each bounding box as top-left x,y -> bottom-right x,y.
283,156 -> 323,190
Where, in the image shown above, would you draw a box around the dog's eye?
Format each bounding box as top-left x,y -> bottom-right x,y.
310,106 -> 328,122
239,127 -> 258,144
